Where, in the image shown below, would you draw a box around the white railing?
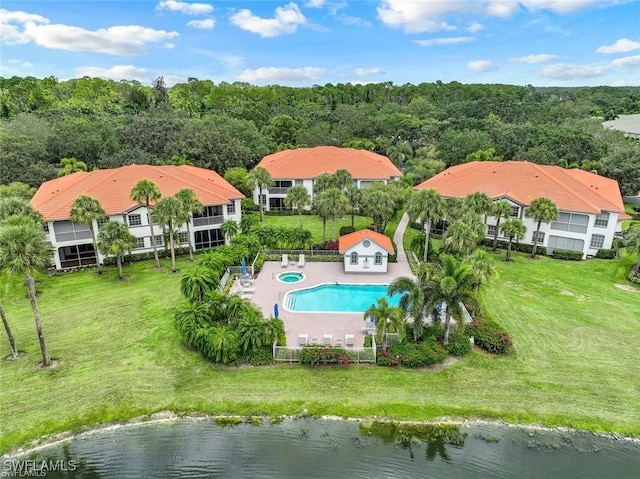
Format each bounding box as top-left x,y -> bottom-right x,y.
273,344 -> 377,363
217,268 -> 231,291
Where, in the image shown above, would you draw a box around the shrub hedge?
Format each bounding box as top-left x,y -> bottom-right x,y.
103,247 -> 190,266
378,339 -> 448,368
466,319 -> 513,354
445,332 -> 473,356
551,249 -> 583,261
594,248 -> 617,259
479,238 -> 547,256
300,346 -> 350,365
339,225 -> 356,236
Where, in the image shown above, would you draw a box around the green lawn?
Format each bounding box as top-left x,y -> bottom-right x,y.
1,251 -> 640,452
263,214 -> 373,243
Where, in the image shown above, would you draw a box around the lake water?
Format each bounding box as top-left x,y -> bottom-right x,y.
4,418 -> 639,478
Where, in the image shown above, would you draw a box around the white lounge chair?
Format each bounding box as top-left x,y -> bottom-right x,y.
298,334 -> 308,346
298,254 -> 305,268
323,334 -> 332,345
345,334 -> 355,347
281,254 -> 288,267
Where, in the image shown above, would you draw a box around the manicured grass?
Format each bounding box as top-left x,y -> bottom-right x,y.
263,214 -> 373,243
1,251 -> 640,452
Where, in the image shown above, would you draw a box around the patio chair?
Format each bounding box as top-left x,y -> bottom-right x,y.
298,254 -> 305,268
345,334 -> 355,347
298,334 -> 308,346
323,334 -> 332,345
281,254 -> 288,267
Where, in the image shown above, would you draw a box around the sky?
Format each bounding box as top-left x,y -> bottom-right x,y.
1,0 -> 639,87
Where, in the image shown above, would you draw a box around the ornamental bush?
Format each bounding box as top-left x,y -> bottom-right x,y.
300,346 -> 350,366
339,225 -> 356,236
594,248 -> 617,259
378,339 -> 447,368
321,240 -> 339,250
551,249 -> 583,261
445,331 -> 473,356
466,318 -> 513,354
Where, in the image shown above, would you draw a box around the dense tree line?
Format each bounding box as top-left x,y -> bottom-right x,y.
1,76 -> 639,194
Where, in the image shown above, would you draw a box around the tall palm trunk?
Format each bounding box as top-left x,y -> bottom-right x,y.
1,304 -> 18,359
443,312 -> 452,345
25,273 -> 50,366
90,225 -> 102,274
332,216 -> 336,240
350,211 -> 355,228
506,238 -> 514,262
169,223 -> 177,273
147,200 -> 160,268
322,218 -> 327,243
185,219 -> 194,262
423,218 -> 431,263
259,188 -> 265,223
116,255 -> 123,279
492,216 -> 501,252
531,219 -> 542,258
298,209 -> 303,228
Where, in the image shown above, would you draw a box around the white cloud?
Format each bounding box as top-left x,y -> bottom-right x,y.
597,38 -> 640,54
540,63 -> 609,80
354,67 -> 382,77
610,55 -> 640,70
520,0 -> 602,14
230,3 -> 307,38
486,1 -> 519,17
413,36 -> 474,47
468,60 -> 495,72
338,15 -> 371,27
612,79 -> 640,86
466,22 -> 484,33
377,0 -> 458,33
156,1 -> 213,15
238,66 -> 326,83
0,9 -> 178,55
305,0 -> 325,7
75,65 -> 151,82
510,53 -> 559,64
187,18 -> 215,29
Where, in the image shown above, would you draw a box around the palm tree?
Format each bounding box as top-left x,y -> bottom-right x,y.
221,219 -> 240,244
464,192 -> 492,223
388,265 -> 433,342
290,227 -> 313,250
238,313 -> 266,353
70,195 -> 106,274
425,254 -> 478,345
0,216 -> 54,366
319,188 -> 348,240
363,297 -> 404,350
180,266 -> 219,302
407,189 -> 446,262
333,169 -> 353,191
0,197 -> 44,223
153,196 -> 186,273
208,323 -> 240,364
175,188 -> 203,262
57,157 -> 87,177
263,317 -> 285,346
361,187 -> 395,233
467,249 -> 497,293
344,184 -> 363,228
525,197 -> 558,259
388,141 -> 414,167
623,227 -> 640,273
443,222 -> 478,258
174,300 -> 213,347
314,192 -> 332,244
490,200 -> 512,252
1,303 -> 19,359
250,166 -> 274,223
130,179 -> 162,268
500,218 -> 527,262
97,221 -> 137,280
285,185 -> 311,227
313,173 -> 335,197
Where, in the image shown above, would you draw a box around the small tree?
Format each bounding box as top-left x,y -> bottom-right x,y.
153,196 -> 186,273
491,200 -> 512,253
130,180 -> 162,268
407,189 -> 446,262
221,219 -> 239,244
57,157 -> 87,176
363,297 -> 404,350
70,195 -> 106,274
97,221 -> 137,280
525,197 -> 558,259
175,188 -> 203,262
344,184 -> 363,228
500,218 -> 527,262
285,185 -> 311,227
250,167 -> 274,223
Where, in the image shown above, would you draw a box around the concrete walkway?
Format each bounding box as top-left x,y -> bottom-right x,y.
393,212 -> 410,261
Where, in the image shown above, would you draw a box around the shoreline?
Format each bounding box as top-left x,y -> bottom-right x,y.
3,411 -> 639,459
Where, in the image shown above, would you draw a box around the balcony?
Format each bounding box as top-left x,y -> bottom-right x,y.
193,215 -> 224,227
54,231 -> 93,242
268,187 -> 291,195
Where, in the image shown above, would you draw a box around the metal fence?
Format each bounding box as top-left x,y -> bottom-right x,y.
273,338 -> 377,364
217,269 -> 231,291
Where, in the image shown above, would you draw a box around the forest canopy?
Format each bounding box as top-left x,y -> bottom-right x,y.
1,76 -> 638,195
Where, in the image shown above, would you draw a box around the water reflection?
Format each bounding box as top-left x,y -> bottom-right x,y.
3,418 -> 639,479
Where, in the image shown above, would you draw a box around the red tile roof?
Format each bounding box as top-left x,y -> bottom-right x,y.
257,146 -> 402,180
31,165 -> 244,221
338,229 -> 395,254
416,161 -> 629,217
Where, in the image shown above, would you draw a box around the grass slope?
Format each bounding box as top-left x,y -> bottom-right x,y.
1,252 -> 640,452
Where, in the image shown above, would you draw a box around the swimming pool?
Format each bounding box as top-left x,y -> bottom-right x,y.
284,283 -> 401,313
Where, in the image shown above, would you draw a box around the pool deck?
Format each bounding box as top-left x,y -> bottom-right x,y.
236,258 -> 413,347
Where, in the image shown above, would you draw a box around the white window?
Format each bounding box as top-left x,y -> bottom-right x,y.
227,202 -> 236,215
548,235 -> 585,254
590,234 -> 605,249
532,231 -> 545,243
551,213 -> 589,234
487,225 -> 497,237
594,212 -> 609,228
260,195 -> 267,206
374,252 -> 382,265
179,232 -> 188,244
154,235 -> 164,246
128,214 -> 142,226
135,237 -> 145,249
510,206 -> 520,217
97,219 -> 109,230
43,223 -> 50,233
350,252 -> 358,265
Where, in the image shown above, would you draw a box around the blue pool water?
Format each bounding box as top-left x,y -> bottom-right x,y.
285,283 -> 401,312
